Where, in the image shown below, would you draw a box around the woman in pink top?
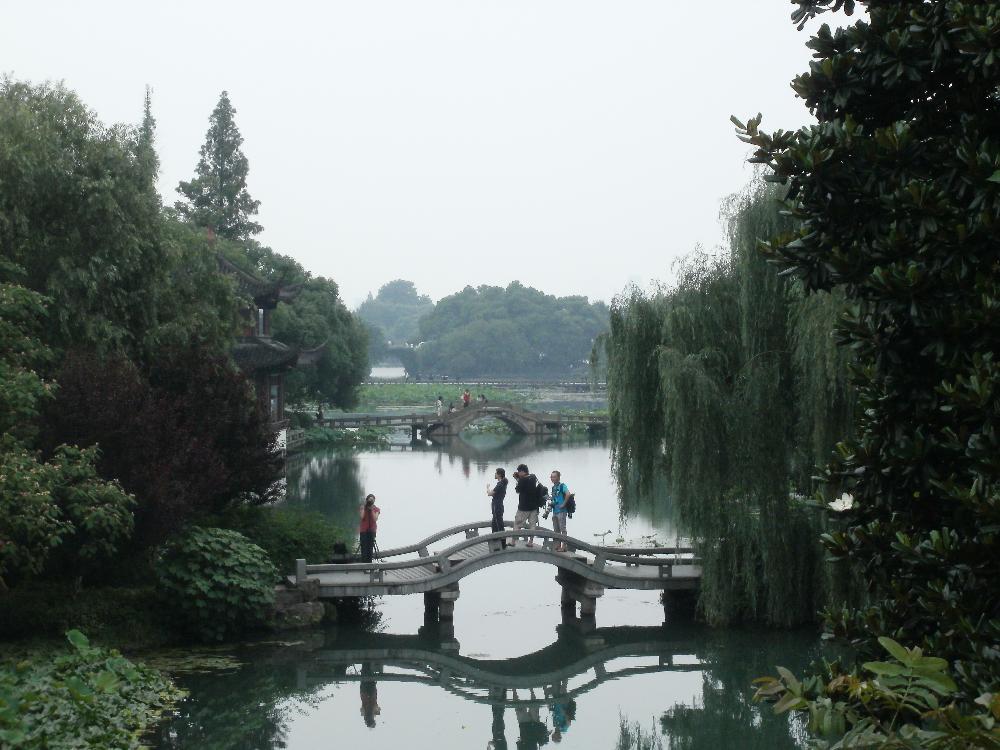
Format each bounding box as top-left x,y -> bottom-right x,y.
359,493 -> 380,562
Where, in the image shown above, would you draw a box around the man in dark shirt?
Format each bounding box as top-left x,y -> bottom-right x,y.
487,467 -> 509,549
512,463 -> 540,548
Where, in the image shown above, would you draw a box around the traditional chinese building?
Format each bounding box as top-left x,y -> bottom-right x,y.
218,255 -> 322,428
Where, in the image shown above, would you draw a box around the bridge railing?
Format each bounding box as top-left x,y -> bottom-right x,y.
295,527 -> 699,584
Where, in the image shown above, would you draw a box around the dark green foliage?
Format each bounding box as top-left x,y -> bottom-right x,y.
0,629 -> 183,749
210,506 -> 347,574
272,276 -> 370,408
356,279 -> 434,345
0,585 -> 175,649
755,638 -> 1000,748
44,347 -> 281,549
416,282 -> 608,377
154,527 -> 276,642
0,79 -> 165,356
601,180 -> 853,626
175,91 -> 262,242
0,277 -> 135,589
737,0 -> 1000,696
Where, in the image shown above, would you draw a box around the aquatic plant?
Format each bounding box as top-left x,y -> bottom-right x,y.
0,629 -> 183,749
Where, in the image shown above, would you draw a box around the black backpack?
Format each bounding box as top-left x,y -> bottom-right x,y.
566,493 -> 576,517
535,482 -> 549,510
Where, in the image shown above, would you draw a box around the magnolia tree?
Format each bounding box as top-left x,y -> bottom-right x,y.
737,0 -> 1000,698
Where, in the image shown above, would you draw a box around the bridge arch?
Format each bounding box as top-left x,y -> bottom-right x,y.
429,403 -> 546,436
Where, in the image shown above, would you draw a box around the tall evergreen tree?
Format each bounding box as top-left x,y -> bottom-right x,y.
176,91 -> 262,241
137,85 -> 158,192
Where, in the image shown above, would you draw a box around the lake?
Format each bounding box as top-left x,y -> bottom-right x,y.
156,434 -> 816,749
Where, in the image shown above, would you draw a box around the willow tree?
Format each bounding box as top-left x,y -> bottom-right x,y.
602,179 -> 853,626
737,0 -> 1000,694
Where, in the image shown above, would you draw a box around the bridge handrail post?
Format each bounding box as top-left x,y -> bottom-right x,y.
295,558 -> 307,585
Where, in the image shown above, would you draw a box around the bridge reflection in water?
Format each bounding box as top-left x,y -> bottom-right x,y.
298,619 -> 704,745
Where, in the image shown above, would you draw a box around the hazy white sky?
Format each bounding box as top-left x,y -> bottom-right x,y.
3,2 -> 833,307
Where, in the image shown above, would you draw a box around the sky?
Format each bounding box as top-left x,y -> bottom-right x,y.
2,2 -> 838,307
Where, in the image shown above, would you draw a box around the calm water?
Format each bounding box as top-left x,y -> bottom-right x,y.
156,434 -> 815,749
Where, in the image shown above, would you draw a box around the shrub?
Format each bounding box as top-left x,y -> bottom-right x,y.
0,585 -> 175,649
0,629 -> 184,749
211,505 -> 347,573
154,527 -> 275,642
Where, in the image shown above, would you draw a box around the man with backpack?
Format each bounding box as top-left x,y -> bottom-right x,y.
512,463 -> 545,548
548,470 -> 572,552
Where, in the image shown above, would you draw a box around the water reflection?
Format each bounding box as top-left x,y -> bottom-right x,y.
157,622 -> 814,749
159,440 -> 819,748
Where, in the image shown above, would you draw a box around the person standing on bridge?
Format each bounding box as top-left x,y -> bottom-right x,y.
512,464 -> 540,548
436,396 -> 444,417
549,471 -> 571,552
487,468 -> 509,549
463,389 -> 472,408
359,493 -> 380,563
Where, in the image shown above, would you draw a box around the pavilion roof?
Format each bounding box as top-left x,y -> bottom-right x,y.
217,254 -> 303,308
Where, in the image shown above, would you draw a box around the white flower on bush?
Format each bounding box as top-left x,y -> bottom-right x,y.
828,493 -> 854,512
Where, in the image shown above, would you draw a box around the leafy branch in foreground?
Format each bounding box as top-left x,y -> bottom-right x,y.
754,637 -> 1000,749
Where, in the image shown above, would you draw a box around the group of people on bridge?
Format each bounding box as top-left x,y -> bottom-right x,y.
436,389 -> 488,416
355,462 -> 574,563
487,463 -> 574,552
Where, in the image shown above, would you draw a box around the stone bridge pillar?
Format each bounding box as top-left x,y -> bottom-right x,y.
555,569 -> 604,625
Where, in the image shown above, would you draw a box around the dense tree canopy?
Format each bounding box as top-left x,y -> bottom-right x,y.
0,79 -> 166,356
415,283 -> 608,377
175,91 -> 262,242
738,0 -> 1000,696
356,279 -> 434,346
0,272 -> 135,589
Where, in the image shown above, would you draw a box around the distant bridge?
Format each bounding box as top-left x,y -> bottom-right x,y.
292,521 -> 700,623
364,377 -> 607,392
318,402 -> 608,437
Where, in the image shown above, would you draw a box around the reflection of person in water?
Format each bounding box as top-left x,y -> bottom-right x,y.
486,703 -> 508,750
512,690 -> 549,749
359,664 -> 380,728
546,681 -> 574,743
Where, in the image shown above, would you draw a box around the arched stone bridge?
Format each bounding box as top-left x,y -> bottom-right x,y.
291,521 -> 700,623
318,402 -> 608,437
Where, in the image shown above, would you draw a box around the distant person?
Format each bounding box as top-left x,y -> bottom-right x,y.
549,471 -> 571,552
487,468 -> 509,549
359,493 -> 380,563
512,464 -> 540,548
436,396 -> 444,417
316,404 -> 324,423
449,402 -> 457,413
359,663 -> 380,728
463,389 -> 472,408
480,394 -> 489,405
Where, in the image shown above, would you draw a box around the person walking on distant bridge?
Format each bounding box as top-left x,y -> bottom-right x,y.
359,494 -> 380,563
512,464 -> 540,548
487,468 -> 509,549
549,471 -> 571,552
436,396 -> 444,417
463,389 -> 472,408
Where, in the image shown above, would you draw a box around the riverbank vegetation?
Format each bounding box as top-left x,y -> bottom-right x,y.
605,0 -> 1000,744
0,78 -> 363,740
0,630 -> 184,749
